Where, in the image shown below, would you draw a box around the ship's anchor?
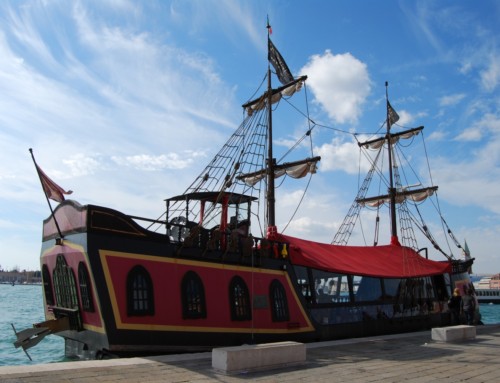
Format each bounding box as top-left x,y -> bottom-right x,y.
11,316 -> 70,360
11,323 -> 50,361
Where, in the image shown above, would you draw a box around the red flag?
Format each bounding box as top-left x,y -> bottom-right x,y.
35,164 -> 73,203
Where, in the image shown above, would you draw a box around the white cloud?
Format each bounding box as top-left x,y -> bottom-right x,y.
111,151 -> 206,171
394,109 -> 426,127
455,128 -> 482,142
455,113 -> 500,142
434,114 -> 500,214
427,130 -> 447,141
63,154 -> 101,177
439,93 -> 466,107
276,186 -> 344,243
480,54 -> 500,92
300,50 -> 371,124
315,137 -> 371,174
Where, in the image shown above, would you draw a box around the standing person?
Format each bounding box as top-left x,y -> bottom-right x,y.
469,284 -> 483,325
461,287 -> 476,325
448,288 -> 462,325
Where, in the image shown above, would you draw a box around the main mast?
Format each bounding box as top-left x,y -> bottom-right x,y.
385,81 -> 398,244
266,23 -> 276,231
239,19 -> 314,237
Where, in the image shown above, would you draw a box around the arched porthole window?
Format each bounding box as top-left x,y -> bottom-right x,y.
229,276 -> 251,321
181,271 -> 207,319
270,279 -> 289,322
42,264 -> 54,306
78,262 -> 95,312
52,255 -> 79,309
126,265 -> 154,316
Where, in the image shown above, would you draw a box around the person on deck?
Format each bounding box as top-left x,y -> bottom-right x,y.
461,287 -> 476,326
448,288 -> 462,325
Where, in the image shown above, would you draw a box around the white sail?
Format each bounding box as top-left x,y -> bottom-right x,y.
357,186 -> 438,207
241,158 -> 319,187
360,126 -> 423,150
245,78 -> 305,116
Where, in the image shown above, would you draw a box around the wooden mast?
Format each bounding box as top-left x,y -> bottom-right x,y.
266,23 -> 276,232
385,81 -> 399,245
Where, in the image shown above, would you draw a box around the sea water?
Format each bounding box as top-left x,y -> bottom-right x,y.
1,283 -> 499,367
0,284 -> 64,366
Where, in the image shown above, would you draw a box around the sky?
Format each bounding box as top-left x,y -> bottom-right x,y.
0,0 -> 499,275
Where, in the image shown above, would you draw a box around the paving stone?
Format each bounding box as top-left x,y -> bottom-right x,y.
1,325 -> 499,382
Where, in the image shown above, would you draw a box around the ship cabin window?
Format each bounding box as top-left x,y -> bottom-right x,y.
52,255 -> 79,309
307,271 -> 442,324
353,276 -> 436,314
353,276 -> 435,302
311,269 -> 352,304
353,276 -> 385,302
229,276 -> 251,321
78,262 -> 95,312
127,266 -> 155,316
42,264 -> 55,306
294,266 -> 313,304
270,279 -> 289,322
181,271 -> 207,319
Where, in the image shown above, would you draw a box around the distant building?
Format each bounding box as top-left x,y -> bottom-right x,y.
0,270 -> 42,284
490,274 -> 500,289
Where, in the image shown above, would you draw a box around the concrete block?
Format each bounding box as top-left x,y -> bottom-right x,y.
431,325 -> 476,342
212,341 -> 306,374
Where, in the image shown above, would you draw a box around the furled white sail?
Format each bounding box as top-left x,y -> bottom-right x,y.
357,186 -> 437,207
360,126 -> 423,150
246,78 -> 305,116
241,159 -> 318,186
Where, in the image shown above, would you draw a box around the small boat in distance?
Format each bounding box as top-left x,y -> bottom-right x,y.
473,275 -> 500,304
16,28 -> 474,360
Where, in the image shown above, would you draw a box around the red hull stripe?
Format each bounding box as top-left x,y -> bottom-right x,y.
100,250 -> 315,334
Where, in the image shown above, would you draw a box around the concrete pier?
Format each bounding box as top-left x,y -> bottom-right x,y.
1,324 -> 499,382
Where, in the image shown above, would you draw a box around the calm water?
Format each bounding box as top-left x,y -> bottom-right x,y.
0,284 -> 64,366
1,283 -> 500,366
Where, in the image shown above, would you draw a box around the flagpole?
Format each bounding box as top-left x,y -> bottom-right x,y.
385,82 -> 398,244
29,148 -> 64,240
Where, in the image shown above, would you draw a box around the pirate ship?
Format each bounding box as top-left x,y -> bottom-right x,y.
15,30 -> 473,360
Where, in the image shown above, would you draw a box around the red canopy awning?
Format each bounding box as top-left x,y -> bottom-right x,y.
276,234 -> 451,278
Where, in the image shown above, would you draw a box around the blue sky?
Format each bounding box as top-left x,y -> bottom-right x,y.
0,0 -> 499,275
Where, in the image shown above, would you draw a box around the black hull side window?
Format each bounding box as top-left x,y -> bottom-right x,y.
270,279 -> 289,322
181,271 -> 207,319
127,265 -> 154,316
229,276 -> 251,321
78,262 -> 95,312
42,264 -> 54,306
